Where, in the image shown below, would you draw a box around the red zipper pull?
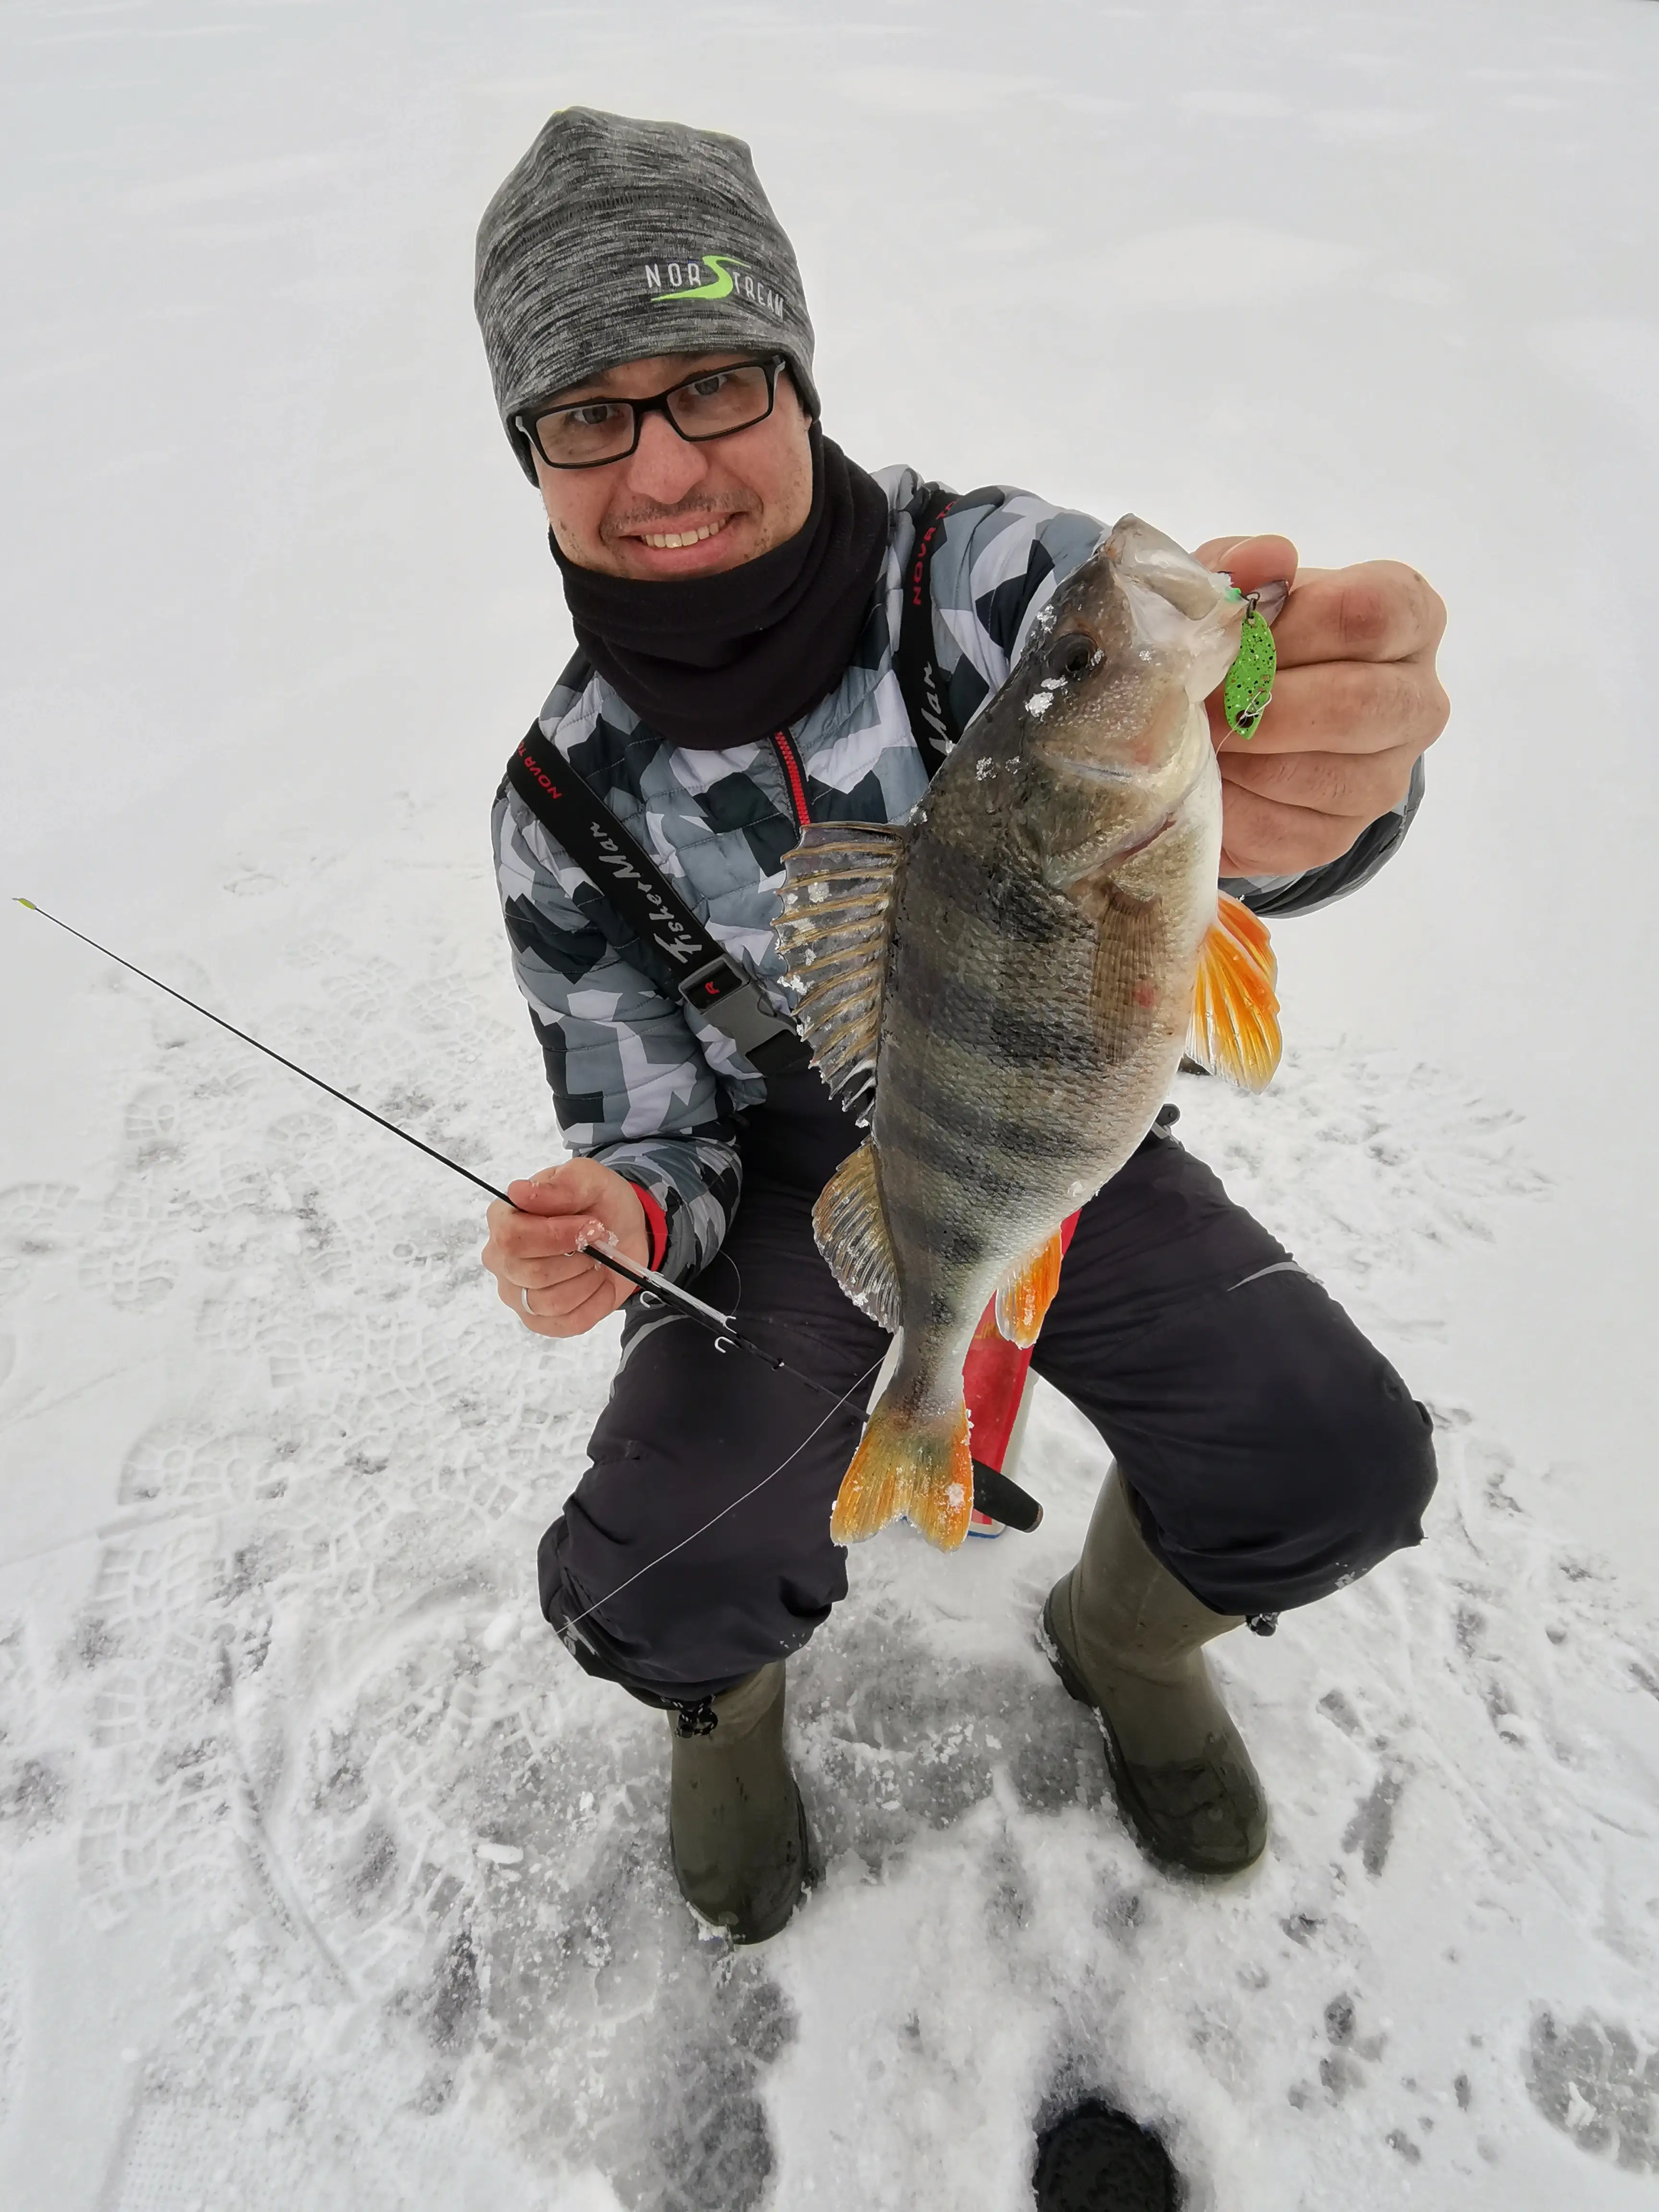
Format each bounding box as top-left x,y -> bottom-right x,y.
769,729 -> 811,832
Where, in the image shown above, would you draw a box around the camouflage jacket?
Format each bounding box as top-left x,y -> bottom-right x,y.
492,469 -> 1424,1283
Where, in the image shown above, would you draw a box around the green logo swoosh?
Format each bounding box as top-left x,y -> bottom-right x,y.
652,252 -> 745,303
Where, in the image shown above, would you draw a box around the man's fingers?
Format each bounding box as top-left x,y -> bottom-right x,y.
507,1173 -> 587,1211
1271,561 -> 1445,669
489,1204 -> 611,1260
1220,659 -> 1445,757
1217,784 -> 1375,877
1192,532 -> 1299,597
1220,739 -> 1419,822
497,1266 -> 618,1336
528,1272 -> 618,1336
1191,546 -> 1445,670
497,1249 -> 608,1294
495,1268 -> 588,1320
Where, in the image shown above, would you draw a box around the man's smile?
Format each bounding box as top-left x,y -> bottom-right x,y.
634,513 -> 736,551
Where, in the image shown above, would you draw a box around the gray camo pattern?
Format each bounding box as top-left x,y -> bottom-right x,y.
492,470 -> 1423,1282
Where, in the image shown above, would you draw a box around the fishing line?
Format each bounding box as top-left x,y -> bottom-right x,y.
559,1353 -> 884,1637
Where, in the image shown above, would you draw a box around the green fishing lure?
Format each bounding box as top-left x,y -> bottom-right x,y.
1223,591 -> 1277,740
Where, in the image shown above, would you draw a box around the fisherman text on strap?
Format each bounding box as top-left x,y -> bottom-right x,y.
894,480 -> 963,771
503,718 -> 812,1077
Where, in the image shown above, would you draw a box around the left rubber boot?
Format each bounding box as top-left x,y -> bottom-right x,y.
668,1662 -> 811,1943
1043,1468 -> 1268,1875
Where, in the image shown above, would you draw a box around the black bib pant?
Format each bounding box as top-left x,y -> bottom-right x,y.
539,1076 -> 1438,1707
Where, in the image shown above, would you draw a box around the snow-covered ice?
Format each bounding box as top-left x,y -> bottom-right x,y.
2,4 -> 1658,2208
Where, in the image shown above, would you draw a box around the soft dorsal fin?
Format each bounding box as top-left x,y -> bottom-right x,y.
811,1140 -> 901,1333
772,821 -> 908,1114
1186,892 -> 1281,1090
995,1228 -> 1067,1348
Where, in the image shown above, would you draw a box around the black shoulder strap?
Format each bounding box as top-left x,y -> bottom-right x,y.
894,480 -> 1008,772
504,719 -> 810,1077
893,481 -> 961,772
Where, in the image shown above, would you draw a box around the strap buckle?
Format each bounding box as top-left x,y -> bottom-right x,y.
676,955 -> 809,1072
677,953 -> 748,1007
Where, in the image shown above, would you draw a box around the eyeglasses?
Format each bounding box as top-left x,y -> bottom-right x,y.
516,356 -> 788,471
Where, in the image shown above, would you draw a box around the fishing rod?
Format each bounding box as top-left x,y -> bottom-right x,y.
14,897 -> 1045,1531
11,897 -> 850,1409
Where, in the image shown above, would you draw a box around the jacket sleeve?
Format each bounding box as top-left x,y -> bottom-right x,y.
921,484 -> 1425,916
492,777 -> 742,1284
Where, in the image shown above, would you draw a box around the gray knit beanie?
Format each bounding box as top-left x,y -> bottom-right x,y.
475,106 -> 819,482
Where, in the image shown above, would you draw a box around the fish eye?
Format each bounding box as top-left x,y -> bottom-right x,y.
1044,631 -> 1096,682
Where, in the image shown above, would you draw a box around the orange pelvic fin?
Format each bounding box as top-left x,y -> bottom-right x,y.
1186,891 -> 1282,1091
994,1229 -> 1066,1349
830,1395 -> 974,1551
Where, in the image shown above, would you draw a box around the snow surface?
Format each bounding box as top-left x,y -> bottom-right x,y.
2,2 -> 1658,2207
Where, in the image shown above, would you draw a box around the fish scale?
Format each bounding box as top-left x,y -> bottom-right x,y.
773,517 -> 1284,1551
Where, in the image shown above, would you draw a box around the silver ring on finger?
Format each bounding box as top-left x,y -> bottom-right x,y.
519,1284 -> 536,1317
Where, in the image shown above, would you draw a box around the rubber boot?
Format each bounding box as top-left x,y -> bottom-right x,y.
1043,1471 -> 1268,1874
668,1662 -> 811,1943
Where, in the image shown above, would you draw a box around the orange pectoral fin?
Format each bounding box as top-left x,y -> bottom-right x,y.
1187,892 -> 1282,1091
994,1229 -> 1066,1349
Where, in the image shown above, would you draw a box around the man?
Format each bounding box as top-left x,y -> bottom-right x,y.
475,108 -> 1446,1951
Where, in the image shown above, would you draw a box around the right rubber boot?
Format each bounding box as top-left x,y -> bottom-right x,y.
1043,1469 -> 1268,1875
668,1662 -> 811,1944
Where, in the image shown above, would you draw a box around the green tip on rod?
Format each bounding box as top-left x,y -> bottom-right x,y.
15,898 -> 36,910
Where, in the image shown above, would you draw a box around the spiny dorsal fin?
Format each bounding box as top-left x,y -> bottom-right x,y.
1185,891 -> 1281,1090
994,1228 -> 1066,1348
811,1140 -> 901,1333
772,821 -> 908,1113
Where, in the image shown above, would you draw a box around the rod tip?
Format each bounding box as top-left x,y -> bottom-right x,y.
13,898 -> 36,911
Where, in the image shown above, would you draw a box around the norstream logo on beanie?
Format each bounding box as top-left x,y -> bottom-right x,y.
647,252 -> 787,318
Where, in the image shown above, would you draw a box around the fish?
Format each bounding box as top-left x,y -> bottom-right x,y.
771,516 -> 1285,1551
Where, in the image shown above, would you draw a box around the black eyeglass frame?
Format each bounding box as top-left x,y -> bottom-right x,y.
514,355 -> 788,471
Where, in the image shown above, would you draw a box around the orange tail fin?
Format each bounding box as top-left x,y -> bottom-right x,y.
831,1395 -> 974,1551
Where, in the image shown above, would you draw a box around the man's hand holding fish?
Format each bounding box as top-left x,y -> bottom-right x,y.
1194,530 -> 1449,877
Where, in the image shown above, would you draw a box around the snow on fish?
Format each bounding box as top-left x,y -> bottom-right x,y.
772,518 -> 1285,1550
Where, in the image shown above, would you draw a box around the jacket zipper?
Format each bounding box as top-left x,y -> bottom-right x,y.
769,729 -> 811,832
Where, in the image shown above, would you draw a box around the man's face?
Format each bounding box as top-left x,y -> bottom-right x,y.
529,353 -> 814,581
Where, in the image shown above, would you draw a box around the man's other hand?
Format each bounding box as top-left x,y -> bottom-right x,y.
482,1158 -> 650,1338
1194,533 -> 1448,880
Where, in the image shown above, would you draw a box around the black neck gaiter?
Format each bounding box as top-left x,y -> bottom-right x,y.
550,424 -> 891,751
